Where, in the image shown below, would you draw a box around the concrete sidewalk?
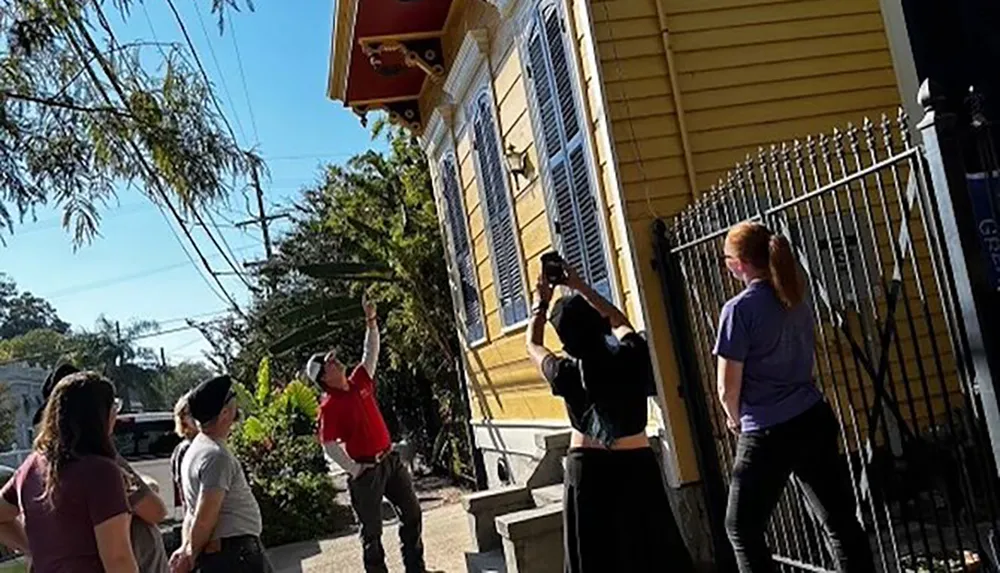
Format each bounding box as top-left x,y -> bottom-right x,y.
267,502 -> 472,573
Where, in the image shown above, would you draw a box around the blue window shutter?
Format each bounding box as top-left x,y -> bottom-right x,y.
543,5 -> 580,143
527,4 -> 612,300
473,94 -> 528,326
527,28 -> 562,159
441,158 -> 485,342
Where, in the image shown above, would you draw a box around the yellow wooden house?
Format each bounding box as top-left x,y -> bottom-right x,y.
326,0 -> 922,543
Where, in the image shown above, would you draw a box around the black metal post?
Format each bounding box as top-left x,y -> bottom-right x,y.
652,218 -> 736,573
917,79 -> 1000,476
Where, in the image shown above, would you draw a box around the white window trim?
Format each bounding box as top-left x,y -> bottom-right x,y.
466,71 -> 531,333
516,0 -> 622,307
437,151 -> 489,348
444,29 -> 490,107
421,106 -> 450,159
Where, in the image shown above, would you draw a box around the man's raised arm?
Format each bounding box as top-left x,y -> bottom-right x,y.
361,295 -> 380,377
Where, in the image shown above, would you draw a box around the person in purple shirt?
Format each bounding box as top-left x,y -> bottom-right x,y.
715,222 -> 873,573
0,371 -> 138,573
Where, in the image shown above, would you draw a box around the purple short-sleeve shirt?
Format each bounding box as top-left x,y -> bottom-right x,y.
714,280 -> 822,432
1,452 -> 129,573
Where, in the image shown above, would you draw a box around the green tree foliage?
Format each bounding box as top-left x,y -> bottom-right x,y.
0,382 -> 17,447
0,327 -> 70,368
1,0 -> 254,244
158,360 -> 215,407
71,317 -> 164,408
0,274 -> 69,339
202,128 -> 473,480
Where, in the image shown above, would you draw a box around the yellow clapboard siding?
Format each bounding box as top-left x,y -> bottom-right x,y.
499,89 -> 529,138
520,212 -> 554,261
679,51 -> 896,94
677,32 -> 889,74
468,204 -> 485,245
613,115 -> 680,142
669,0 -> 881,32
590,1 -> 657,23
626,194 -> 693,221
615,135 -> 685,164
597,53 -> 669,82
476,255 -> 495,291
504,110 -> 537,167
514,186 -> 548,231
620,156 -> 689,184
608,96 -> 675,121
622,174 -> 691,201
688,108 -> 900,157
604,76 -> 673,103
596,35 -> 664,61
672,13 -> 885,53
668,0 -> 803,14
686,87 -> 900,134
494,48 -> 523,109
456,128 -> 474,161
684,69 -> 897,113
468,387 -> 567,422
593,16 -> 660,43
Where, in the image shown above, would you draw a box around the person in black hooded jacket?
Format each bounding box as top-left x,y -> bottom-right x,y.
526,256 -> 693,573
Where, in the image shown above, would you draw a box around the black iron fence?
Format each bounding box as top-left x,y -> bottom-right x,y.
655,87 -> 1000,573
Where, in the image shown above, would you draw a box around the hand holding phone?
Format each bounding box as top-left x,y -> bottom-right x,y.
541,252 -> 568,286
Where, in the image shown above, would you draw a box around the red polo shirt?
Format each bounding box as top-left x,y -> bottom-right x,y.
318,365 -> 392,460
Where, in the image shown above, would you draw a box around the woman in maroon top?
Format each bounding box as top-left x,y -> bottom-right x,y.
0,371 -> 138,573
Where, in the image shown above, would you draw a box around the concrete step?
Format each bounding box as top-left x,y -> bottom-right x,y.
465,549 -> 507,573
530,484 -> 563,508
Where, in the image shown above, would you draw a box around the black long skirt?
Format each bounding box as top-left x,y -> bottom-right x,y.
563,447 -> 694,573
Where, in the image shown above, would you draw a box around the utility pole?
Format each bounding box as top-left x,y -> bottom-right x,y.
252,164 -> 273,259
235,162 -> 290,265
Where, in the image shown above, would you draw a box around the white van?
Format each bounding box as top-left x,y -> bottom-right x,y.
112,412 -> 184,521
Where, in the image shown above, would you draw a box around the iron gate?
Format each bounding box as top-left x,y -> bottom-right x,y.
654,106 -> 1000,573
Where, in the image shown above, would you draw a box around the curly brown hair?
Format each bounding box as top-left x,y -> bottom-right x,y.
33,371 -> 118,508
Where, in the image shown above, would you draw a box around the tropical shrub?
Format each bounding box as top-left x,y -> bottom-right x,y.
231,357 -> 354,546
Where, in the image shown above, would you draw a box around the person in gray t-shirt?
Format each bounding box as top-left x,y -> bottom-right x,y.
170,375 -> 271,573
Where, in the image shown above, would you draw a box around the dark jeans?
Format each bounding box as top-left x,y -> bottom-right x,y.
348,451 -> 425,573
195,535 -> 273,573
726,402 -> 875,573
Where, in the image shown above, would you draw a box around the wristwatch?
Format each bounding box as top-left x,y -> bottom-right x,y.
532,300 -> 549,315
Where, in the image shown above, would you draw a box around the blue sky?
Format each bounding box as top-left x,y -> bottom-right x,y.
1,1 -> 380,364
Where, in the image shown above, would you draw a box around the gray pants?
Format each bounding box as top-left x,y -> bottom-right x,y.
349,451 -> 425,573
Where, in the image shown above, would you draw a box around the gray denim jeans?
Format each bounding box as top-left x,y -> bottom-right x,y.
349,451 -> 425,573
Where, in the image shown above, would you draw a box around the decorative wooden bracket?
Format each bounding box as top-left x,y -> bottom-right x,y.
361,38 -> 445,80
351,99 -> 423,133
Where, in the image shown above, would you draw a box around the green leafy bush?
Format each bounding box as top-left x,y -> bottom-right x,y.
231,357 -> 354,547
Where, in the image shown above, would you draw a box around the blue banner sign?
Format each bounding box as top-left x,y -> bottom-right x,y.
966,173 -> 1000,292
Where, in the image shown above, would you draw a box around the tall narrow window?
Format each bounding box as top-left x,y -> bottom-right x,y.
525,1 -> 612,300
440,157 -> 486,343
471,91 -> 528,327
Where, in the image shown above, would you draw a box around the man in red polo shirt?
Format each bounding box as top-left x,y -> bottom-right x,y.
306,296 -> 427,573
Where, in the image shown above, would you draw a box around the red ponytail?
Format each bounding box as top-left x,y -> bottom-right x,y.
768,234 -> 804,308
725,222 -> 804,309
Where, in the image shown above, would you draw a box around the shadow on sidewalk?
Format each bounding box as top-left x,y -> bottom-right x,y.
267,540 -> 324,573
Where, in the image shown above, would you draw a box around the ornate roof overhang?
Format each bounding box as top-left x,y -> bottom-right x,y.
327,0 -> 457,133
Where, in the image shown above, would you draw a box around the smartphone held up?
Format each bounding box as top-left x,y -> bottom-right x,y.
541,252 -> 568,286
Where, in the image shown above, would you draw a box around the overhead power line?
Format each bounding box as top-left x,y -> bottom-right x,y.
41,244 -> 258,300
229,19 -> 259,145
91,3 -> 256,311
187,0 -> 248,145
